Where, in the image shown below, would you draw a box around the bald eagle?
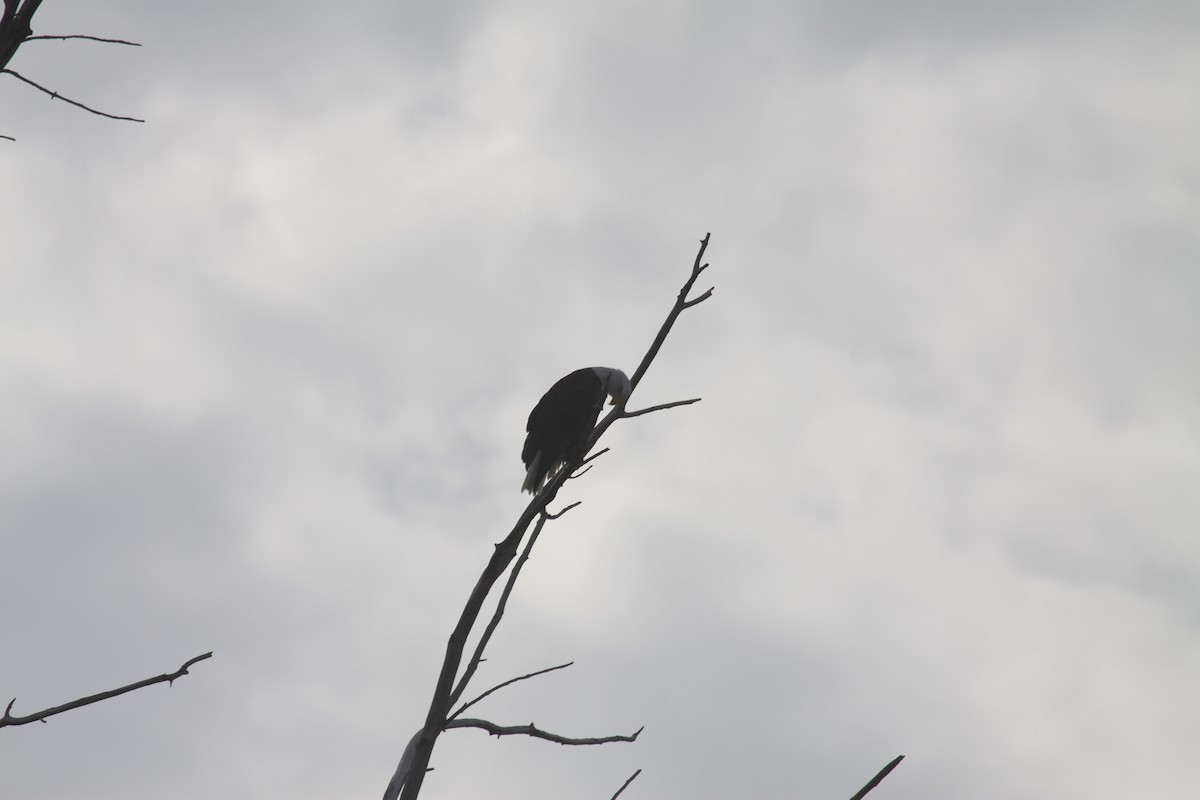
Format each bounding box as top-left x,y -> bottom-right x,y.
521,367 -> 632,494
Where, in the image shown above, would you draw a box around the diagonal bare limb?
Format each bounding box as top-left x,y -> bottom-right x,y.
629,233 -> 714,388
26,34 -> 141,46
449,662 -> 574,722
447,510 -> 550,711
2,68 -> 144,121
1,651 -> 213,729
579,234 -> 713,462
0,0 -> 42,72
446,717 -> 643,746
622,397 -> 701,418
394,236 -> 715,800
849,754 -> 905,800
545,501 -> 581,520
610,769 -> 642,799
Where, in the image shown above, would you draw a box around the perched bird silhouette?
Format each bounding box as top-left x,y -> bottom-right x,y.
521,367 -> 631,494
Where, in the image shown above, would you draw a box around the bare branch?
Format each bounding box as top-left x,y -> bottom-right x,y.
397,497 -> 558,798
631,233 -> 712,391
0,0 -> 40,72
2,68 -> 144,122
446,717 -> 643,746
622,397 -> 702,419
0,651 -> 213,728
449,662 -> 574,722
849,755 -> 905,800
575,447 -> 609,470
610,769 -> 642,799
1,133 -> 14,141
545,501 -> 581,520
395,236 -> 715,799
447,511 -> 550,711
25,34 -> 142,46
383,730 -> 425,800
633,235 -> 705,391
580,234 -> 713,461
567,462 -> 596,481
682,285 -> 714,309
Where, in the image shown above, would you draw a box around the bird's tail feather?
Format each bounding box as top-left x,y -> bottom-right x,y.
521,452 -> 543,494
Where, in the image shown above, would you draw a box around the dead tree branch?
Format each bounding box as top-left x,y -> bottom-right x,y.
622,397 -> 702,418
26,34 -> 141,46
388,235 -> 715,800
631,233 -> 714,387
1,651 -> 213,729
1,1 -> 144,137
849,754 -> 905,800
575,448 -> 609,471
445,717 -> 643,746
610,769 -> 642,799
581,233 -> 712,453
449,662 -> 574,722
2,68 -> 145,122
0,0 -> 42,72
446,510 -> 551,713
545,500 -> 582,520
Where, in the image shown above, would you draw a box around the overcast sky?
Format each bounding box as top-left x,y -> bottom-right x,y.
2,2 -> 1198,799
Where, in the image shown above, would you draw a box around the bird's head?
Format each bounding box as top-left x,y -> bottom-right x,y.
599,368 -> 632,406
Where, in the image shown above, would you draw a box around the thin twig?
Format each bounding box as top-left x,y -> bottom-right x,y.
1,652 -> 213,728
446,717 -> 643,746
0,133 -> 14,141
447,512 -> 550,711
449,662 -> 574,721
567,463 -> 596,481
25,34 -> 141,46
2,68 -> 144,122
622,397 -> 701,419
545,501 -> 581,520
580,234 -> 712,460
630,233 -> 713,388
849,755 -> 905,800
611,769 -> 642,799
574,448 -> 609,471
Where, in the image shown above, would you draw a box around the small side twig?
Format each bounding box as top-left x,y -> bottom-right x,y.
580,234 -> 713,459
631,233 -> 714,387
446,717 -> 643,746
622,397 -> 701,419
611,768 -> 643,799
2,68 -> 144,122
25,34 -> 141,46
545,501 -> 581,520
574,448 -> 609,471
1,651 -> 213,728
446,511 -> 550,710
449,662 -> 574,722
849,754 -> 905,800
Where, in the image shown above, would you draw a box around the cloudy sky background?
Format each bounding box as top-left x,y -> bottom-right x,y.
2,1 -> 1198,798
